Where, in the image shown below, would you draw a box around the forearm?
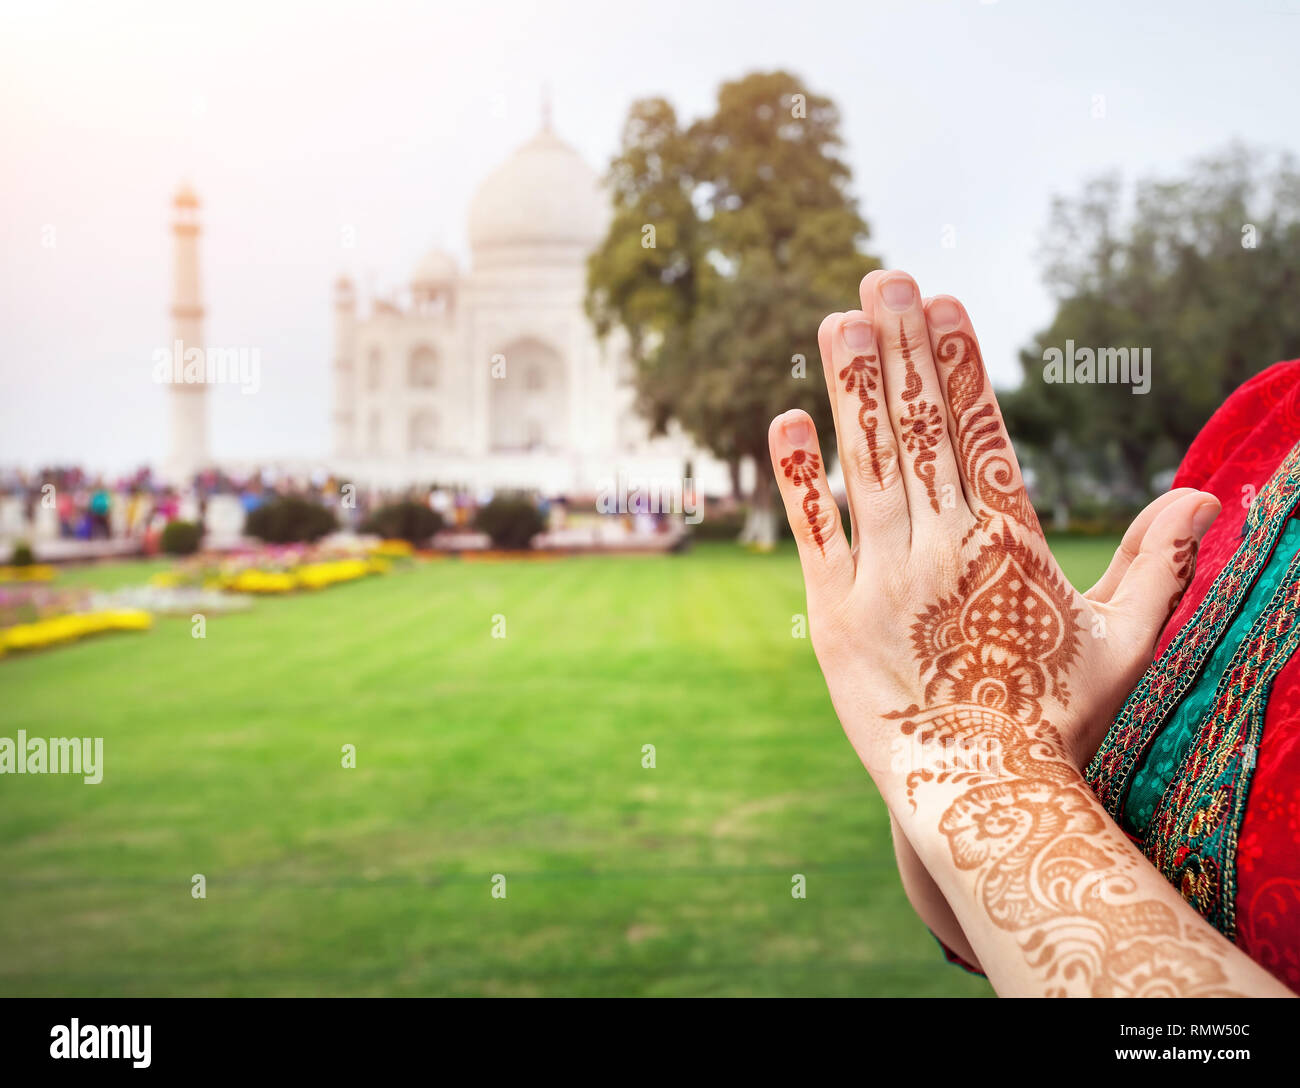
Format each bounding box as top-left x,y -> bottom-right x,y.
889,814 -> 982,973
876,709 -> 1292,997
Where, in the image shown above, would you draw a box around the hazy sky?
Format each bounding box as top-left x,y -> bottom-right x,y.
3,0 -> 1299,472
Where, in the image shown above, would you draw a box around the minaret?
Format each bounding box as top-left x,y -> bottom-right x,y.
167,183 -> 208,482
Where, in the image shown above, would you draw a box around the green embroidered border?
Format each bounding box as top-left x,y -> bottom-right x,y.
1144,552 -> 1300,937
1086,440 -> 1300,814
1122,519 -> 1300,835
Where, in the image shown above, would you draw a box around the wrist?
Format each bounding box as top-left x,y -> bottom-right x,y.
867,707 -> 1094,879
864,703 -> 1078,808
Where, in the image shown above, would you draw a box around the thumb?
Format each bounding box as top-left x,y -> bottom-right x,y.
1105,490 -> 1220,658
1086,487 -> 1203,602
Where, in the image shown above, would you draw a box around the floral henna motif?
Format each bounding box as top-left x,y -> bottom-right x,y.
891,701 -> 1239,995
899,323 -> 941,514
838,353 -> 884,484
936,330 -> 1039,537
780,449 -> 825,554
887,532 -> 1239,996
901,401 -> 944,501
909,532 -> 1080,719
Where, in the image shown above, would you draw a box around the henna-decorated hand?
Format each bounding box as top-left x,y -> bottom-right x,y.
764,272 -> 1288,998
770,271 -> 1218,782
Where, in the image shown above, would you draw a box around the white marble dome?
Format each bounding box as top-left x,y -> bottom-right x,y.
468,126 -> 607,266
412,247 -> 458,285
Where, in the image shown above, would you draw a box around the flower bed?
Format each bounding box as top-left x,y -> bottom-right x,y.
0,585 -> 89,628
96,585 -> 253,616
1,609 -> 151,655
371,539 -> 414,558
219,558 -> 386,594
0,564 -> 57,583
1,540 -> 400,659
155,541 -> 396,596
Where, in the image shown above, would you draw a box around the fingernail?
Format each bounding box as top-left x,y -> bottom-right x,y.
842,320 -> 873,350
928,297 -> 961,331
880,276 -> 916,312
782,413 -> 813,446
1192,500 -> 1220,537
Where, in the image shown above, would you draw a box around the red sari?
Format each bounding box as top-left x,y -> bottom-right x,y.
1087,359 -> 1300,992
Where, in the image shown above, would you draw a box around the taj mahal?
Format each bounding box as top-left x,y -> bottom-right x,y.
166,111 -> 729,497
328,112 -> 728,495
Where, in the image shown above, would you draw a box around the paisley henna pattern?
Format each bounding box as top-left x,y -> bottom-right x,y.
780,449 -> 825,554
936,330 -> 1039,536
838,353 -> 884,484
909,532 -> 1080,719
899,323 -> 941,513
889,527 -> 1240,995
889,700 -> 1238,996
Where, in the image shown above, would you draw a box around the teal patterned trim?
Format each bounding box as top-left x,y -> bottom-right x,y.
1143,548 -> 1300,936
1086,440 -> 1300,815
1123,518 -> 1300,835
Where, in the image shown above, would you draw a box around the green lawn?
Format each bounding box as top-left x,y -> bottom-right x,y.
0,536 -> 1117,997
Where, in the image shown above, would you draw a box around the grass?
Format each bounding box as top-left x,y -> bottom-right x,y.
0,536 -> 1118,997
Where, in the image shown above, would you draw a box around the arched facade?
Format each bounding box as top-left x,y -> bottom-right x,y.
408,345 -> 439,389
330,120 -> 730,496
489,337 -> 566,452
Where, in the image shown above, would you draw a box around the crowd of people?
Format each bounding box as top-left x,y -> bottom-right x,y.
0,465 -> 473,545
1,465 -> 705,559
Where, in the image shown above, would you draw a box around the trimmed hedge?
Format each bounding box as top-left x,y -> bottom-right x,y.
245,497 -> 337,544
361,501 -> 445,546
474,496 -> 545,550
161,520 -> 202,556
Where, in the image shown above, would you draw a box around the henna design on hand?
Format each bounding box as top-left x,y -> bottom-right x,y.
1167,536 -> 1199,617
937,330 -> 1039,537
909,531 -> 1080,720
899,323 -> 941,514
780,448 -> 825,554
838,353 -> 884,484
887,532 -> 1240,996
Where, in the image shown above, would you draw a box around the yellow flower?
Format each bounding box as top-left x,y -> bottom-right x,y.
371,539 -> 414,558
0,564 -> 56,583
1,609 -> 151,654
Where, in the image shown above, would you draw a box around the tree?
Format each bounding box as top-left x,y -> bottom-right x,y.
1004,145 -> 1300,516
586,71 -> 881,546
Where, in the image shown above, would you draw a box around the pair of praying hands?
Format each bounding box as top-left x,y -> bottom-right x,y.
767,270 -> 1288,996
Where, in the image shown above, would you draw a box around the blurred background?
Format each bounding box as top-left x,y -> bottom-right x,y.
2,0 -> 1299,996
